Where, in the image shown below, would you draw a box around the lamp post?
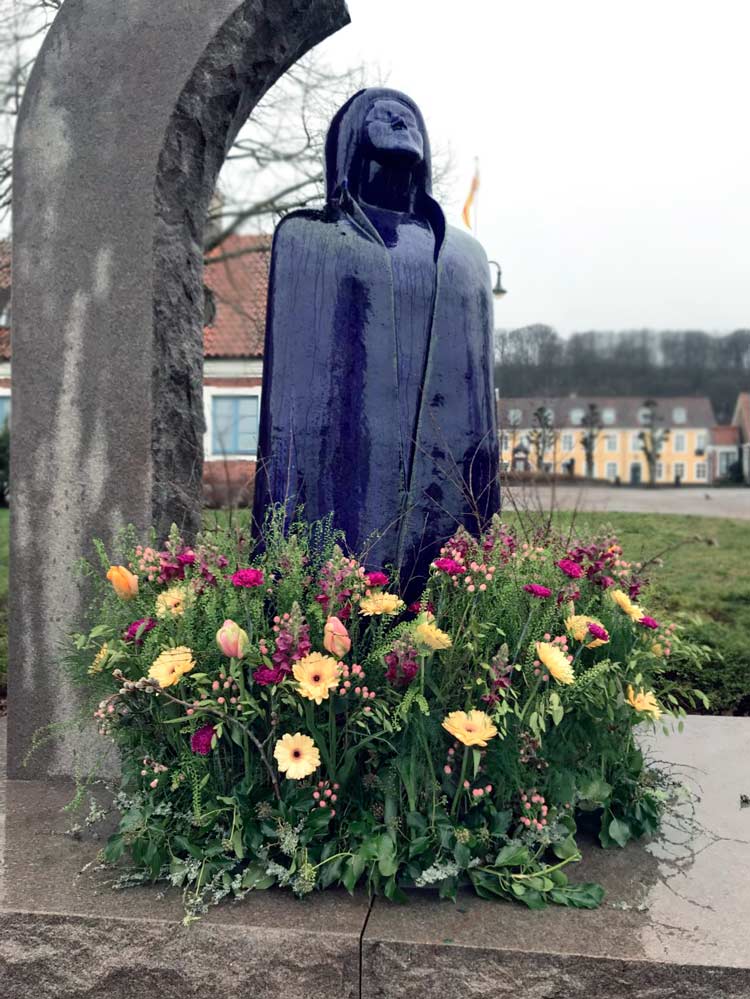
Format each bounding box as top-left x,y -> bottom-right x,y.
488,260 -> 507,298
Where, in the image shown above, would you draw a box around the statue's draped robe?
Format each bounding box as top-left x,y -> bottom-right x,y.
253,88 -> 499,596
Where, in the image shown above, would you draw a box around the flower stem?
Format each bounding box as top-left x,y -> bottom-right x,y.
451,745 -> 470,818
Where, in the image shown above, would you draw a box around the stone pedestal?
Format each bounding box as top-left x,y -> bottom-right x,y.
2,716 -> 749,997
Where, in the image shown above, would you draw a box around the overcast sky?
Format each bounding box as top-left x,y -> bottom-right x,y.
313,0 -> 750,334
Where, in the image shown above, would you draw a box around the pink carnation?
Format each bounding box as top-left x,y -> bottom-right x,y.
638,616 -> 659,630
190,724 -> 215,756
587,622 -> 609,642
123,617 -> 157,646
366,571 -> 389,587
230,568 -> 265,588
523,584 -> 552,599
433,557 -> 463,576
556,558 -> 583,579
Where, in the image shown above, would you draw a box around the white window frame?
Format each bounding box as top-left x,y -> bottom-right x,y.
696,432 -> 707,452
631,433 -> 641,452
606,462 -> 618,481
508,408 -> 522,426
601,407 -> 616,425
672,406 -> 687,424
695,461 -> 707,481
561,432 -> 574,452
605,434 -> 617,452
0,386 -> 10,427
674,432 -> 686,453
656,461 -> 664,480
203,385 -> 262,461
569,407 -> 584,426
674,462 -> 686,480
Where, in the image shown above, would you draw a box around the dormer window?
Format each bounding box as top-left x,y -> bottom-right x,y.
508,408 -> 522,426
601,407 -> 616,425
672,406 -> 687,424
569,407 -> 584,426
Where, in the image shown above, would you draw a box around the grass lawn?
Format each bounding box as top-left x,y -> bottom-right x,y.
0,508 -> 747,713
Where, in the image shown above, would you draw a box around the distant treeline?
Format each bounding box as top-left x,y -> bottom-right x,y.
494,326 -> 750,423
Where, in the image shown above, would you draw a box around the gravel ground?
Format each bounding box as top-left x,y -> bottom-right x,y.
505,485 -> 750,520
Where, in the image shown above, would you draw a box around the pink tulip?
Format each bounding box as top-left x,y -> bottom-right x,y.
323,616 -> 351,658
216,619 -> 250,659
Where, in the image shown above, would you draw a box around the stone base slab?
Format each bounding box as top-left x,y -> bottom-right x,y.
2,717 -> 749,998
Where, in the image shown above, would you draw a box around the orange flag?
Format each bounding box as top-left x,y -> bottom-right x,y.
462,161 -> 480,229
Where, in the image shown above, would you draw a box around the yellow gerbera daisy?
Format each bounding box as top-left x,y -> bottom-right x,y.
274,732 -> 321,779
442,709 -> 498,747
535,641 -> 575,685
148,646 -> 196,688
565,614 -> 609,649
414,618 -> 452,651
359,592 -> 405,617
627,684 -> 662,721
155,584 -> 191,620
88,642 -> 109,676
292,652 -> 340,704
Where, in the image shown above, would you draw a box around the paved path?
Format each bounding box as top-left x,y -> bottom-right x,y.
506,485 -> 750,519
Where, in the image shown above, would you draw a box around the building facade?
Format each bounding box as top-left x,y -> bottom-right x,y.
498,396 -> 727,485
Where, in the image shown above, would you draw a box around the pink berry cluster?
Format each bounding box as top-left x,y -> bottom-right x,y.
188,671 -> 240,713
141,755 -> 168,789
518,789 -> 549,832
312,779 -> 340,817
444,744 -> 493,801
338,663 -> 376,712
383,639 -> 420,686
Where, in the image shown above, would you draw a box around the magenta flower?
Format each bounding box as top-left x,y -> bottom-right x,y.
230,568 -> 265,588
638,616 -> 659,630
523,584 -> 552,599
408,600 -> 435,614
190,724 -> 215,756
253,665 -> 287,686
366,571 -> 389,587
433,557 -> 463,576
587,622 -> 609,642
123,617 -> 157,646
556,558 -> 583,579
597,575 -> 615,590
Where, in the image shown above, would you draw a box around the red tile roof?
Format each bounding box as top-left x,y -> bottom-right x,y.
203,233 -> 271,358
0,233 -> 272,363
711,425 -> 740,446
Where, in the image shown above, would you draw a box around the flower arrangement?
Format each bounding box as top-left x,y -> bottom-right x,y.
67,513 -> 709,918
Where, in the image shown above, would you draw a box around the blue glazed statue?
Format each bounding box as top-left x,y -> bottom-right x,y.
253,88 -> 499,596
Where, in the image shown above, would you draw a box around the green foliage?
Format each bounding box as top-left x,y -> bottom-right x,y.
63,510 -> 707,918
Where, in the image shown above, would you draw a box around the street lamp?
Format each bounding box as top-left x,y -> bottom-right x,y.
488,260 -> 507,298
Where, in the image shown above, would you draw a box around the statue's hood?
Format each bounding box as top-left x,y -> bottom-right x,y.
324,87 -> 433,202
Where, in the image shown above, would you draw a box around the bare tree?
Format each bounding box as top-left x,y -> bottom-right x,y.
638,398 -> 669,487
580,403 -> 602,479
528,405 -> 557,473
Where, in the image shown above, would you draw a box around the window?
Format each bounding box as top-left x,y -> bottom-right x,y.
672,406 -> 687,424
674,462 -> 685,481
499,432 -> 510,451
631,433 -> 641,452
656,462 -> 664,480
210,395 -> 259,456
605,434 -> 617,452
508,408 -> 522,426
561,432 -> 574,452
674,432 -> 686,453
719,451 -> 735,475
569,407 -> 584,426
606,462 -> 618,481
542,407 -> 554,424
695,462 -> 707,481
0,394 -> 10,429
601,407 -> 616,425
696,432 -> 707,452
637,407 -> 651,426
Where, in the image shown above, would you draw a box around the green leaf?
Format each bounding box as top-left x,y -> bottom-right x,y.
552,835 -> 580,861
242,863 -> 274,890
550,882 -> 604,909
578,776 -> 612,807
606,817 -> 632,849
494,843 -> 530,867
377,834 -> 399,877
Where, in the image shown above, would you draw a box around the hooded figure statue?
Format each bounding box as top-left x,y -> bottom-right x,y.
253,88 -> 499,597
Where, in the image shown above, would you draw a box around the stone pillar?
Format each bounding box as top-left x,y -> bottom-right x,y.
8,0 -> 350,778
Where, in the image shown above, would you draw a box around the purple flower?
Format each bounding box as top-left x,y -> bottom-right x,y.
638,616 -> 659,630
123,617 -> 157,646
588,622 -> 609,642
597,575 -> 615,590
408,600 -> 435,614
230,568 -> 265,588
253,665 -> 287,687
523,584 -> 552,599
366,571 -> 389,587
190,724 -> 215,756
433,557 -> 463,576
556,558 -> 583,579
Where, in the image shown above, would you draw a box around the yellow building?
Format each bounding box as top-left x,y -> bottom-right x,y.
498,396 -> 717,485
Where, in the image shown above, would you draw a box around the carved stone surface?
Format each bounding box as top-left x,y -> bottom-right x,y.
8,0 -> 349,779
2,717 -> 748,997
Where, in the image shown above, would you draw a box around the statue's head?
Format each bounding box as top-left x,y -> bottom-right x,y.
325,88 -> 432,203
